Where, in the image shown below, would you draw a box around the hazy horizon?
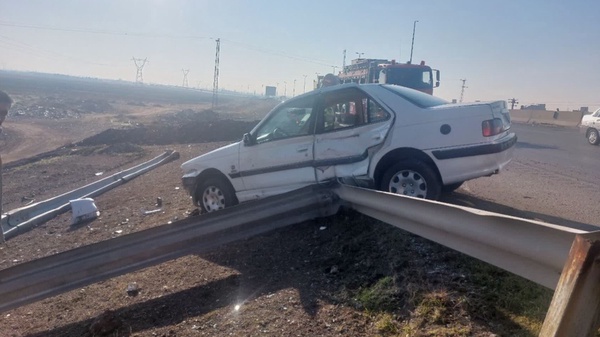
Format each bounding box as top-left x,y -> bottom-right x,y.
1,0 -> 599,111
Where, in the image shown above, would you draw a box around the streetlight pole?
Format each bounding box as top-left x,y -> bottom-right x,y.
356,52 -> 364,59
293,79 -> 296,97
284,81 -> 287,97
409,20 -> 418,64
303,74 -> 307,93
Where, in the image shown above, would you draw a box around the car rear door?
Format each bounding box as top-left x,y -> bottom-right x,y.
313,88 -> 393,181
237,95 -> 317,199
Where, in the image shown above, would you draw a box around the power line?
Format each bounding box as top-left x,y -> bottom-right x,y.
1,21 -> 340,70
222,38 -> 338,68
0,35 -> 118,66
0,21 -> 208,39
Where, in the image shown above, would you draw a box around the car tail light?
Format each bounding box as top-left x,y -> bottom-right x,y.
482,118 -> 503,137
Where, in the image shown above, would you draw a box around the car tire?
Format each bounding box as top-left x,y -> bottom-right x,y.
196,177 -> 237,213
587,129 -> 600,145
442,181 -> 464,194
380,159 -> 441,200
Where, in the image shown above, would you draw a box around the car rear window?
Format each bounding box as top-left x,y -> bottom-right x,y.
381,85 -> 448,108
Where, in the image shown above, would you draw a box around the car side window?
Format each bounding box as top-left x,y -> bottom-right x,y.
366,98 -> 390,123
254,96 -> 315,144
318,89 -> 390,133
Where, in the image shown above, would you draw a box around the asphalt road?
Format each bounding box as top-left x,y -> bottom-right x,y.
443,123 -> 600,230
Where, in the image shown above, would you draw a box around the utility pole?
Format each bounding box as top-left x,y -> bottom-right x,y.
459,79 -> 468,103
332,66 -> 337,74
181,69 -> 189,87
508,98 -> 519,110
342,49 -> 346,73
303,74 -> 307,93
131,57 -> 148,83
409,20 -> 418,64
212,38 -> 220,109
293,79 -> 296,97
284,81 -> 287,97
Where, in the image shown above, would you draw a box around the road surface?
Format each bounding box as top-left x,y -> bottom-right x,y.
446,123 -> 600,230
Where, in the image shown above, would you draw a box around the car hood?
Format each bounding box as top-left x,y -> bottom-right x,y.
181,142 -> 240,172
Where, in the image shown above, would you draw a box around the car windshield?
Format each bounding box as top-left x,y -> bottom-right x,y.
381,84 -> 449,108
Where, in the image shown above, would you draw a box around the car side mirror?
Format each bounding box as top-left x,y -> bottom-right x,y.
243,133 -> 253,146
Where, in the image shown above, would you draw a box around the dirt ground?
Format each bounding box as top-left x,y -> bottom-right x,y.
0,75 -> 549,337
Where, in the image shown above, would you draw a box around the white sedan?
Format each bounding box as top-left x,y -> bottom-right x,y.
580,107 -> 600,145
181,84 -> 516,212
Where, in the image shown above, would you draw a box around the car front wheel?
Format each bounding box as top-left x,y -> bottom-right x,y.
587,129 -> 600,145
196,178 -> 237,213
380,159 -> 441,200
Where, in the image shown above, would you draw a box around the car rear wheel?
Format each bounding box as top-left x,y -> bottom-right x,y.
196,177 -> 237,213
587,129 -> 600,145
380,159 -> 441,200
442,181 -> 464,193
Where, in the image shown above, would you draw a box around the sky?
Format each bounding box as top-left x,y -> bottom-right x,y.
0,0 -> 599,110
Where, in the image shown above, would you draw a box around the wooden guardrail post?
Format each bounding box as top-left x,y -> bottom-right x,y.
540,232 -> 600,337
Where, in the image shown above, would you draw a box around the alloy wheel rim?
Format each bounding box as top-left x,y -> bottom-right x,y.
590,131 -> 598,144
202,186 -> 225,212
388,170 -> 428,198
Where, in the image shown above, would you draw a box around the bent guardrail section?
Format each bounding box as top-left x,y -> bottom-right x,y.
334,183 -> 586,290
334,183 -> 600,337
0,150 -> 180,241
0,185 -> 338,313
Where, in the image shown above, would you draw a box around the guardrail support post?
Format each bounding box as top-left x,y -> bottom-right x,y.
540,232 -> 600,337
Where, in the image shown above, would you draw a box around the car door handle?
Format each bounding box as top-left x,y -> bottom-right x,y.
297,147 -> 309,152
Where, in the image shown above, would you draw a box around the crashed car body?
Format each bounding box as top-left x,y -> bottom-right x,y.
181,83 -> 516,212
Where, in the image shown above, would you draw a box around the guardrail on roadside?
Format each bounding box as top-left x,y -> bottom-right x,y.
0,150 -> 180,241
0,185 -> 338,314
335,184 -> 600,337
0,183 -> 598,336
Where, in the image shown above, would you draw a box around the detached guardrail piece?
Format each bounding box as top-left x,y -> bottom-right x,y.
334,183 -> 588,290
0,185 -> 338,313
0,150 -> 180,240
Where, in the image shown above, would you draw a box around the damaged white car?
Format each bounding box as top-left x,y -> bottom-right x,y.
181,84 -> 516,212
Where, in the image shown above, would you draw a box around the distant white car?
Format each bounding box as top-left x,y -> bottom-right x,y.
580,107 -> 600,145
181,84 -> 516,212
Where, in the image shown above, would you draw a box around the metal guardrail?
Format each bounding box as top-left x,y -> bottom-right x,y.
0,150 -> 180,240
0,182 -> 598,336
334,184 -> 586,290
0,185 -> 338,313
335,184 -> 600,337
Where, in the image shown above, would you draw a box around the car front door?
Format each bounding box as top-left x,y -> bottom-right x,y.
313,88 -> 393,181
237,96 -> 317,200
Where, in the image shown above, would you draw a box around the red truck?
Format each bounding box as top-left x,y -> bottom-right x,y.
336,58 -> 440,95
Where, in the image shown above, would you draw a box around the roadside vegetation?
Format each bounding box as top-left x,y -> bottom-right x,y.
322,209 -> 553,336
